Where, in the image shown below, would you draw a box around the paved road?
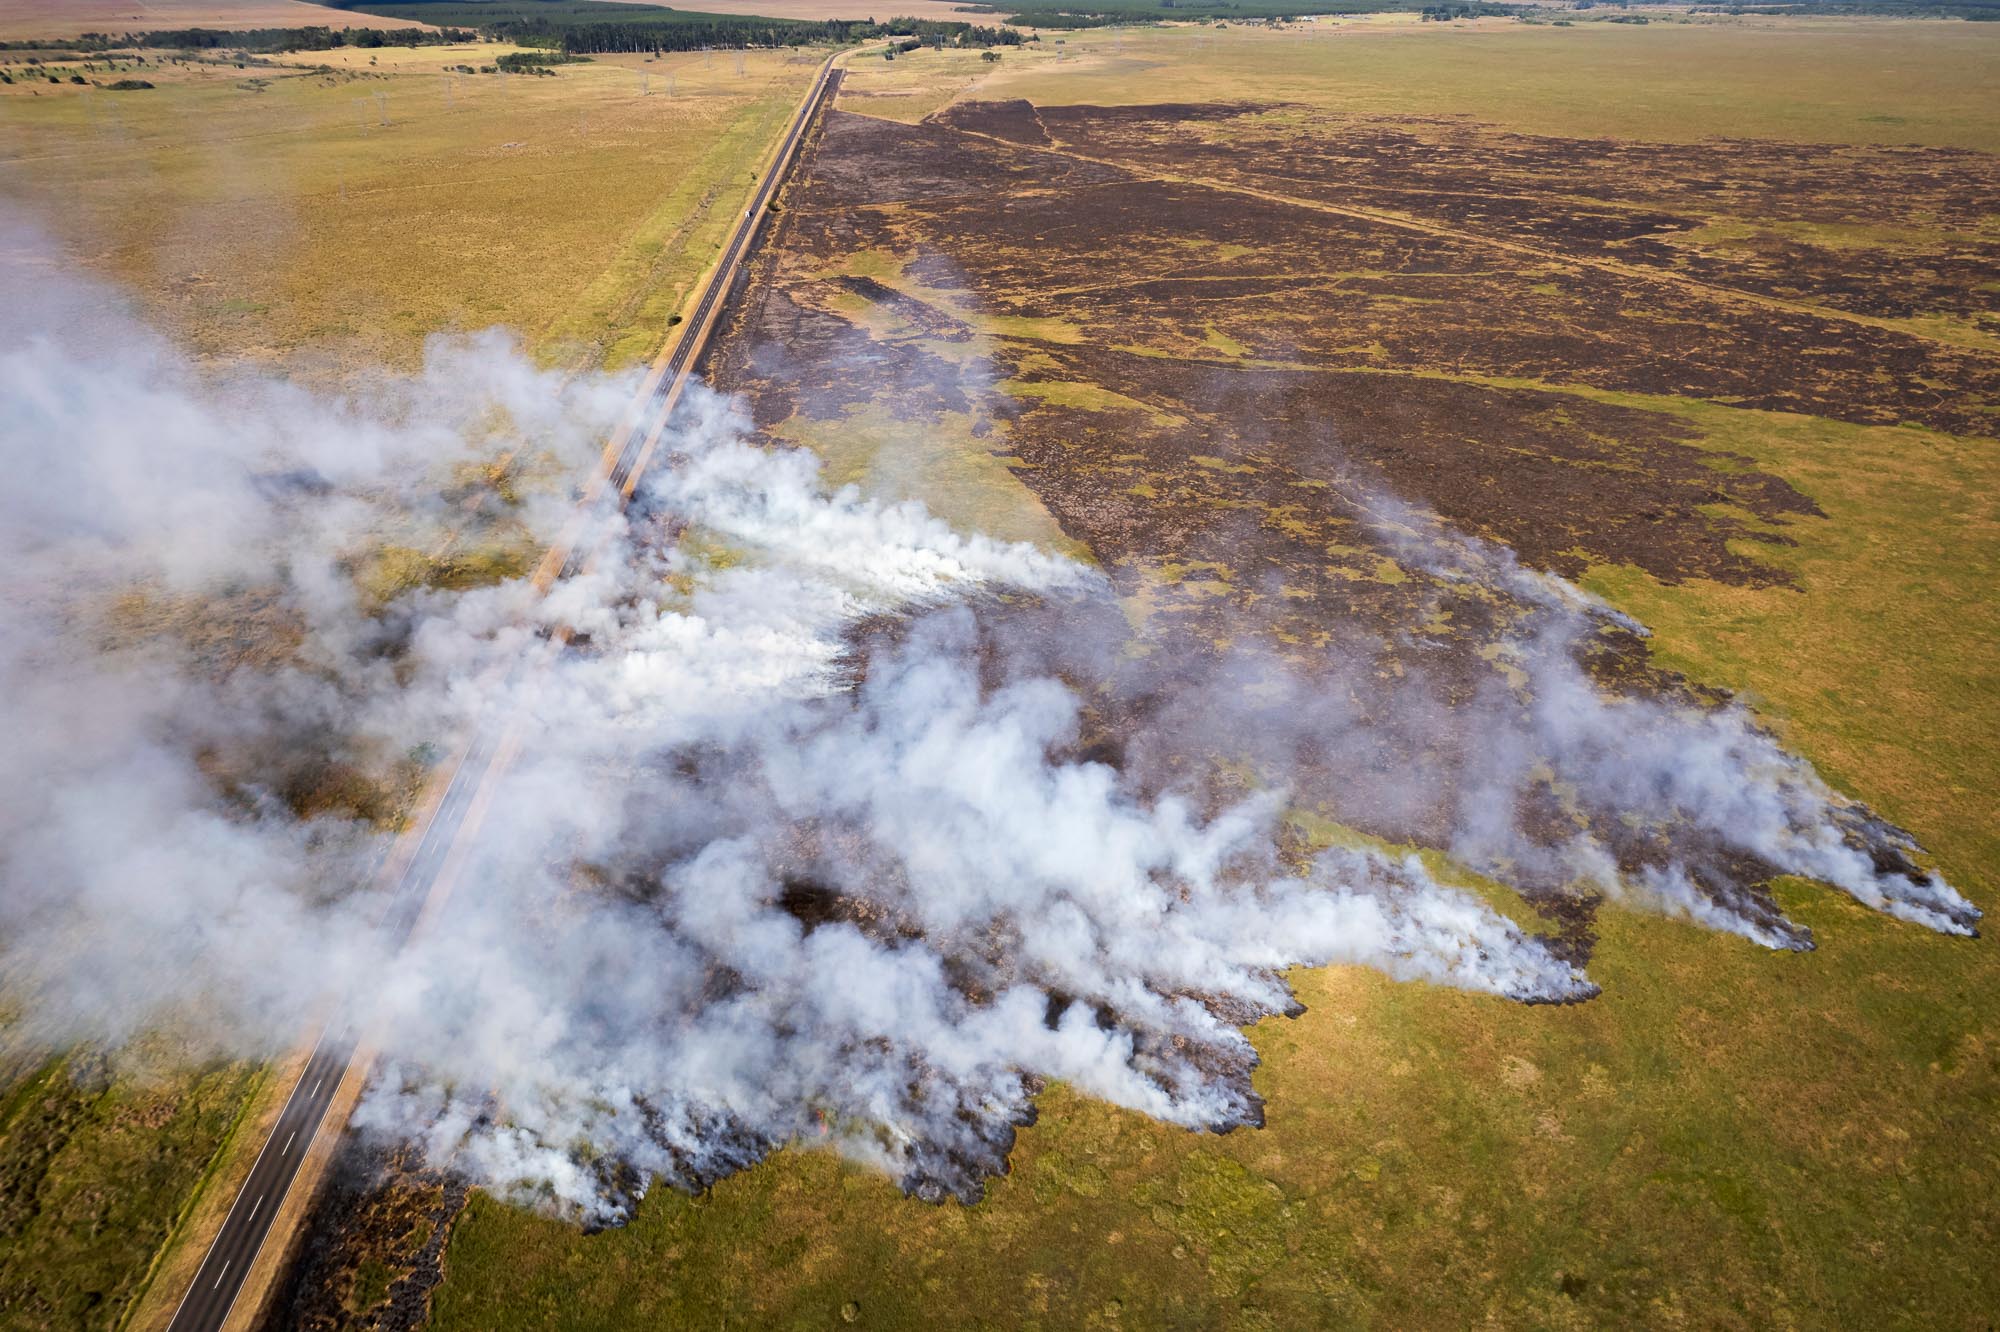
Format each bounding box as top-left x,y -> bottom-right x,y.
565,62 -> 845,575
166,53 -> 844,1332
165,723 -> 505,1332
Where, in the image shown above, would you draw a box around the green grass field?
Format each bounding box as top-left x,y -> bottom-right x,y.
986,16 -> 2000,149
0,1047 -> 264,1332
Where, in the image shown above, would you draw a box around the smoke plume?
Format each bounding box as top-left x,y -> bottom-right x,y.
0,218 -> 1975,1220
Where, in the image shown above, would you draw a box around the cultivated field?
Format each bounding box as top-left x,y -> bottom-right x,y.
427,18 -> 2000,1328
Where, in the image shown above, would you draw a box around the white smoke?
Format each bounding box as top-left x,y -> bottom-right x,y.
336,383 -> 1599,1213
0,216 -> 1973,1223
0,225 -> 637,1053
1353,493 -> 1979,948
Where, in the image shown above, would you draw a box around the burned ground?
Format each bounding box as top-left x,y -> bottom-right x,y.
789,107 -> 2000,438
999,347 -> 1822,588
264,1138 -> 468,1332
947,100 -> 2000,334
715,100 -> 1999,601
705,94 -> 1996,954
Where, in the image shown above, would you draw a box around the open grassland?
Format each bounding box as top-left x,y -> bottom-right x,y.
984,16 -> 2000,150
0,38 -> 822,1332
0,0 -> 423,41
0,1044 -> 264,1332
0,42 -> 818,375
830,42 -> 1012,123
432,19 -> 2000,1327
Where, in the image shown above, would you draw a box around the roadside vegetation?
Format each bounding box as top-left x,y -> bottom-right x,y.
0,1049 -> 263,1332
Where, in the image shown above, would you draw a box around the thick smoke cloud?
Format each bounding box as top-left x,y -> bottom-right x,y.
0,217 -> 1975,1221
342,387 -> 1598,1211
0,214 -> 636,1056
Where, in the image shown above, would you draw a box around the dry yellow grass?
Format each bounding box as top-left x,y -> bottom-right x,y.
0,44 -> 819,375
0,0 -> 421,41
826,17 -> 2000,150
975,17 -> 2000,150
834,41 -> 1009,123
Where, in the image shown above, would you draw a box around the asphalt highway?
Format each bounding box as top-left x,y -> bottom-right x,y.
166,723 -> 503,1332
165,53 -> 844,1332
561,61 -> 845,578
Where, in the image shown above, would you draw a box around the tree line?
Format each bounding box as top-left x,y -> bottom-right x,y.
494,16 -> 1024,55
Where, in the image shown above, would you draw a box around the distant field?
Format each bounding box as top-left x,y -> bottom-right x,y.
429,18 -> 2000,1328
0,42 -> 818,376
985,15 -> 2000,150
0,0 -> 423,40
429,0 -> 988,19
